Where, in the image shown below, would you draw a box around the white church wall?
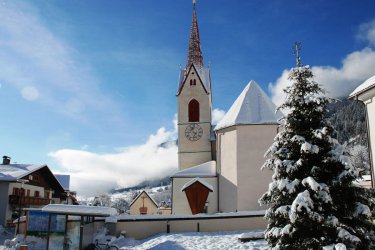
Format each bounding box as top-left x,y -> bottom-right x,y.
172,177 -> 218,214
113,213 -> 266,240
178,67 -> 212,124
178,146 -> 213,170
217,127 -> 238,212
236,125 -> 276,211
178,66 -> 213,170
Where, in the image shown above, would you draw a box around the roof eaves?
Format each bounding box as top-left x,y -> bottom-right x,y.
349,84 -> 375,99
181,177 -> 214,192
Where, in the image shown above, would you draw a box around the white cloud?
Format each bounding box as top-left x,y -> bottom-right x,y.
50,126 -> 178,197
212,108 -> 226,125
269,19 -> 375,107
49,110 -> 227,197
21,86 -> 39,101
268,70 -> 290,107
357,18 -> 375,46
269,48 -> 375,107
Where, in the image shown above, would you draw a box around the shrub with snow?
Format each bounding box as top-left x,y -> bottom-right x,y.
260,57 -> 375,249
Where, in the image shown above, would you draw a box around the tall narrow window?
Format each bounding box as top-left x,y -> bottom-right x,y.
193,79 -> 196,85
190,79 -> 193,86
189,99 -> 200,122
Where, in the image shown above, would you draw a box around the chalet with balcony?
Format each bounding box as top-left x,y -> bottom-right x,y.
0,156 -> 65,227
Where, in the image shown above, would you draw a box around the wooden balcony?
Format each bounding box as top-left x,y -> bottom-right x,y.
9,195 -> 50,206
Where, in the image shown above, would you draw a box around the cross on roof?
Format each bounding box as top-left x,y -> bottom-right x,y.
293,42 -> 302,67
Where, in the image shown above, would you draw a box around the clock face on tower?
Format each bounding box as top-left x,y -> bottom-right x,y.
185,124 -> 203,141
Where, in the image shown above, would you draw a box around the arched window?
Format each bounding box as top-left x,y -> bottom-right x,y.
190,79 -> 193,86
193,79 -> 196,85
189,99 -> 199,122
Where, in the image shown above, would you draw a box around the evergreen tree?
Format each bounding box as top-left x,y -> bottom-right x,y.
260,52 -> 375,249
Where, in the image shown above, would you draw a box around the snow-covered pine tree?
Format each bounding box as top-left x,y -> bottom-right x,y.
260,45 -> 375,250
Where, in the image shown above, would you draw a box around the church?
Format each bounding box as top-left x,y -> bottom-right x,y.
171,2 -> 283,215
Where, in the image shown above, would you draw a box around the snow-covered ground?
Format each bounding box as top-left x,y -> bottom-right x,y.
113,231 -> 267,249
0,229 -> 267,250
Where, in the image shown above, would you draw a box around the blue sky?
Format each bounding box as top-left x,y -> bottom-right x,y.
1,0 -> 375,195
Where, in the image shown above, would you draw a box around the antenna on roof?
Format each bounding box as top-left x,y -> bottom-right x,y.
293,42 -> 302,67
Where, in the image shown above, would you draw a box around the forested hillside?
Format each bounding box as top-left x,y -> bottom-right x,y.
329,99 -> 369,174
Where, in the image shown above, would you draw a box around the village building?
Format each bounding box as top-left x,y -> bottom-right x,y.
128,190 -> 172,215
129,190 -> 159,215
349,75 -> 375,188
171,2 -> 281,215
0,156 -> 66,227
54,174 -> 78,205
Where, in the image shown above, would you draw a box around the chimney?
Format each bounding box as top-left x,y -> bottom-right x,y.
2,156 -> 11,165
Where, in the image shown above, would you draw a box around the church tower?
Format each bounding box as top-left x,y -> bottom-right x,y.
177,1 -> 212,170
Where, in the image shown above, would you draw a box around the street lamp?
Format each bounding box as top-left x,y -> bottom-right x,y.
16,179 -> 29,235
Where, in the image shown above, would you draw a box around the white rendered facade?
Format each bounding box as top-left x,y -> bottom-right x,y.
350,75 -> 375,188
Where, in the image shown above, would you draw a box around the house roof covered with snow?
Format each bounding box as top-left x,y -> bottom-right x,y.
55,174 -> 70,191
181,177 -> 214,192
0,164 -> 65,194
0,164 -> 45,181
215,80 -> 283,131
349,75 -> 375,98
40,204 -> 117,216
171,161 -> 216,178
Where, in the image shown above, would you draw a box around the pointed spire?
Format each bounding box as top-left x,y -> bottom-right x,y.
186,0 -> 204,68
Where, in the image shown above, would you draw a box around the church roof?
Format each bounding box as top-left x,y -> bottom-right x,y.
186,2 -> 203,68
177,2 -> 211,96
349,75 -> 375,98
181,177 -> 214,192
171,161 -> 216,178
215,80 -> 283,131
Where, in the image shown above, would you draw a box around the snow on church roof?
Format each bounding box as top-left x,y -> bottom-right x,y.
349,75 -> 375,98
215,80 -> 283,131
171,161 -> 216,178
181,177 -> 214,192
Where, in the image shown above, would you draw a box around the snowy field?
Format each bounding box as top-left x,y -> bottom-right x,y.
112,231 -> 267,250
0,230 -> 268,250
